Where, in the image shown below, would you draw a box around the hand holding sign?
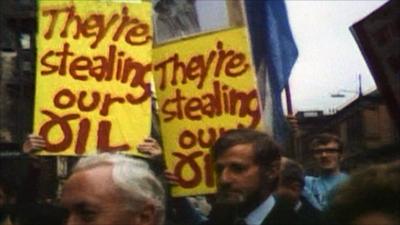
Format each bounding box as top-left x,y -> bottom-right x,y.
23,134 -> 46,154
137,137 -> 163,161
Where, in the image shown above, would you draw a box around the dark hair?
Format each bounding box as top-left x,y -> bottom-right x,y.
326,160 -> 400,225
310,133 -> 343,152
280,158 -> 305,188
211,128 -> 282,169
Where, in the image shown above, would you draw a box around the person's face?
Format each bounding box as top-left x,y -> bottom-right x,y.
61,165 -> 154,225
312,141 -> 342,173
276,181 -> 302,204
215,144 -> 272,206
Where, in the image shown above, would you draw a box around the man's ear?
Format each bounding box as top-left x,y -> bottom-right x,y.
131,203 -> 157,225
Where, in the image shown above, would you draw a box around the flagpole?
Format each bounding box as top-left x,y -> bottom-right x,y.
285,84 -> 293,115
285,83 -> 300,159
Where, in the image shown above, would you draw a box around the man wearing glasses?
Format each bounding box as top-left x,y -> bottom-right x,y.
302,133 -> 349,211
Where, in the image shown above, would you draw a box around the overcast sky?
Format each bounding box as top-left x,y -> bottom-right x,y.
286,0 -> 388,114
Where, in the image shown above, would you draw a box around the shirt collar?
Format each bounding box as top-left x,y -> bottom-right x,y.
294,200 -> 302,212
245,195 -> 276,225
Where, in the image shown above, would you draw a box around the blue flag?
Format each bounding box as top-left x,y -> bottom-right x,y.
245,0 -> 298,145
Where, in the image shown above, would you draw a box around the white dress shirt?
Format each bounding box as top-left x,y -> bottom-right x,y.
245,195 -> 276,225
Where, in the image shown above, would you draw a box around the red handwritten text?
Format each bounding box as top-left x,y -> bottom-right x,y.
154,41 -> 249,90
42,5 -> 151,48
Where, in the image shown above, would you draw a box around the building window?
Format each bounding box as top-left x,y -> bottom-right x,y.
20,33 -> 31,50
346,112 -> 363,150
0,2 -> 35,148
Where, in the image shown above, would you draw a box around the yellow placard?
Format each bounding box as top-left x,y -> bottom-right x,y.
153,28 -> 262,196
34,0 -> 153,155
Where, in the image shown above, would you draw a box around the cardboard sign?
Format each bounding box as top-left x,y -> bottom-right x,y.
153,27 -> 262,196
34,0 -> 153,155
351,0 -> 400,132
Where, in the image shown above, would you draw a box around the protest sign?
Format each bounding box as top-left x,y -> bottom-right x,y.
153,27 -> 262,196
34,0 -> 153,155
351,0 -> 400,131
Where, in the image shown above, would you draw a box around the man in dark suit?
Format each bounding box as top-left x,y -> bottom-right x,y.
203,129 -> 297,225
275,157 -> 323,225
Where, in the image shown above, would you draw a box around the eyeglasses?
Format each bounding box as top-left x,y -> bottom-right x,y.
312,148 -> 341,154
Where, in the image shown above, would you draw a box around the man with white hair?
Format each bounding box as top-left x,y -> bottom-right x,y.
60,153 -> 165,225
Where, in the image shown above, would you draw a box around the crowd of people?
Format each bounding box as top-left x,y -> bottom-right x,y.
1,128 -> 399,225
